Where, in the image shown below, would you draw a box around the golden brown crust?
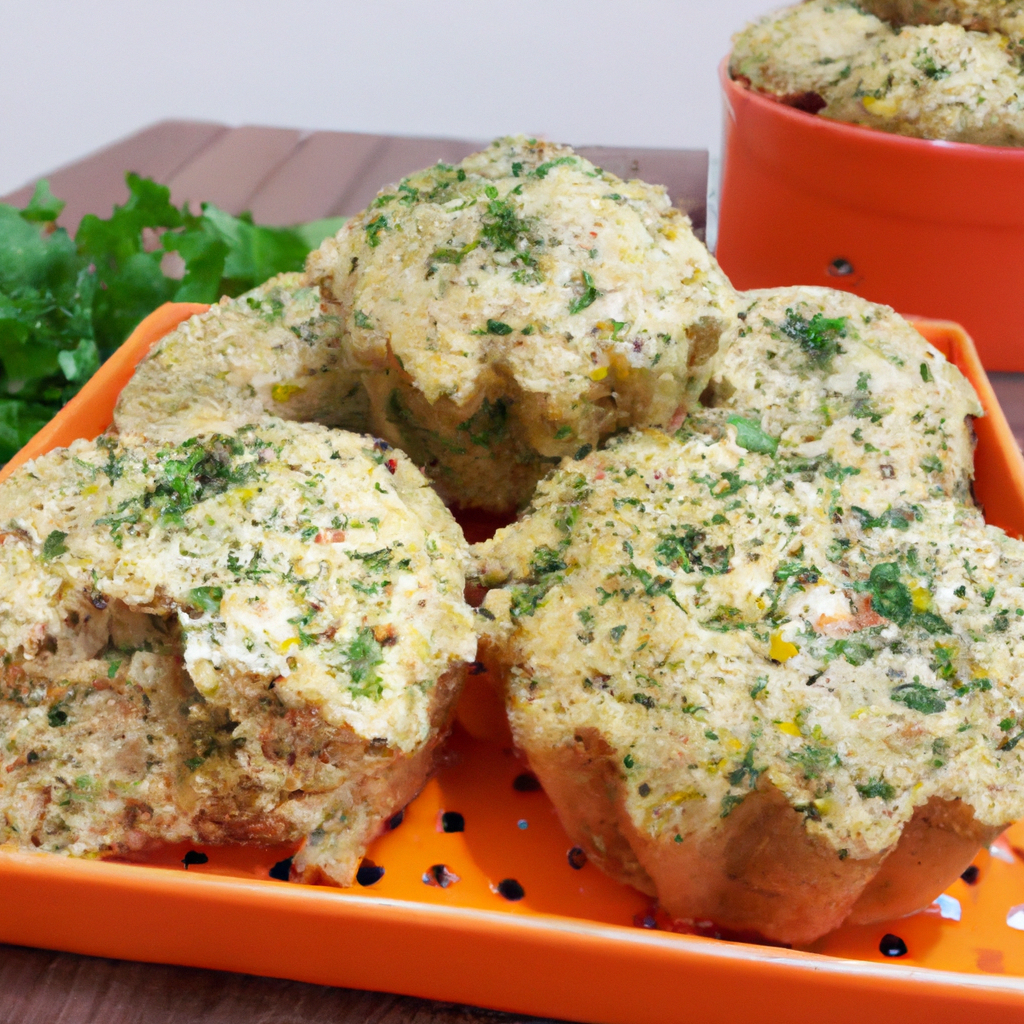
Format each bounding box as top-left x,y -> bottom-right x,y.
846,797 -> 1003,924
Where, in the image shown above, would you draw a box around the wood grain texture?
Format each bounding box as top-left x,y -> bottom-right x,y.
0,944 -> 563,1024
989,374 -> 1024,453
165,126 -> 304,215
0,120 -> 227,235
244,131 -> 385,225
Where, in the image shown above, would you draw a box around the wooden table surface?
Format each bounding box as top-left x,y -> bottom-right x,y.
1,121 -> 1022,1024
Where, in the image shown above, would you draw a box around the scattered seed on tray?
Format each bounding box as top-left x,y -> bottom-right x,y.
182,851 -> 208,869
496,878 -> 525,901
441,811 -> 465,833
269,857 -> 293,881
960,865 -> 980,885
356,861 -> 385,886
388,809 -> 405,830
879,934 -> 908,957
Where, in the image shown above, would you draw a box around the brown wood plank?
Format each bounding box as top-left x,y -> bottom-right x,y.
0,120 -> 228,235
330,135 -> 481,216
244,131 -> 387,226
989,373 -> 1024,452
165,126 -> 304,216
0,943 -> 559,1024
576,146 -> 709,237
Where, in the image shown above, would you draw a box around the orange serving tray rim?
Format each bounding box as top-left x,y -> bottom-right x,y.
3,304 -> 1024,1024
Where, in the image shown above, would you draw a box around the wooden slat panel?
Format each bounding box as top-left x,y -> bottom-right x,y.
989,374 -> 1024,452
244,131 -> 387,226
0,943 -> 558,1024
330,135 -> 481,216
165,126 -> 304,216
0,120 -> 227,234
576,146 -> 709,236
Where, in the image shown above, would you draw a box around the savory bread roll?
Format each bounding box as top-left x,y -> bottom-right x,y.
860,0 -> 1024,37
731,0 -> 1024,145
0,420 -> 475,884
474,429 -> 1024,944
306,136 -> 736,513
114,273 -> 367,444
696,286 -> 982,507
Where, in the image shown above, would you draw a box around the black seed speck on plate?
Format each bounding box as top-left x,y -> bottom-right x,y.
961,864 -> 980,885
567,847 -> 587,870
182,851 -> 208,869
388,809 -> 405,830
423,863 -> 460,888
827,257 -> 854,277
356,861 -> 385,886
441,811 -> 465,833
496,878 -> 525,901
879,933 -> 907,957
269,857 -> 293,881
513,772 -> 541,792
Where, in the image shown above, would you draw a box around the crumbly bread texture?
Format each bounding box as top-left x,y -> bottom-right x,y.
114,274 -> 367,444
860,0 -> 1024,38
731,1 -> 1024,145
475,428 -> 1024,944
697,286 -> 982,507
730,0 -> 891,103
0,420 -> 475,884
306,136 -> 737,513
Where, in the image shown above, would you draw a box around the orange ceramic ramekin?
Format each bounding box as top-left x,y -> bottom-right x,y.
716,61 -> 1024,371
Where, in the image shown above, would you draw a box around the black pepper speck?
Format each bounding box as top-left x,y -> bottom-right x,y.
441,811 -> 465,833
182,851 -> 208,869
638,782 -> 651,797
879,933 -> 907,957
496,878 -> 525,901
961,865 -> 980,885
388,809 -> 405,830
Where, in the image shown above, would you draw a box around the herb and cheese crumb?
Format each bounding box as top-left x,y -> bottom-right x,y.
306,136 -> 737,512
731,0 -> 1024,145
475,414 -> 1022,941
114,274 -> 367,444
0,419 -> 475,884
695,286 -> 982,507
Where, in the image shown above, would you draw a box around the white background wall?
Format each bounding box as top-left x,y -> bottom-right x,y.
0,0 -> 770,197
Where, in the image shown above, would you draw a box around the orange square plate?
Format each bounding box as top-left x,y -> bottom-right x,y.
2,306 -> 1024,1024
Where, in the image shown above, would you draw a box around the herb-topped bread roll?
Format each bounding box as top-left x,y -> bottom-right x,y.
730,0 -> 890,106
114,274 -> 367,444
731,0 -> 1024,145
860,0 -> 1024,37
0,420 -> 475,884
696,286 -> 982,507
474,429 -> 1024,944
306,137 -> 737,513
